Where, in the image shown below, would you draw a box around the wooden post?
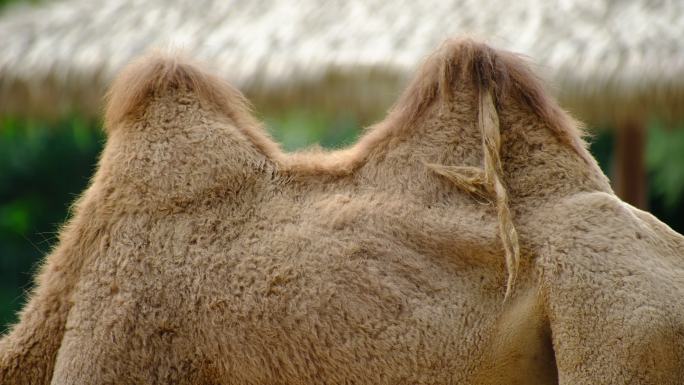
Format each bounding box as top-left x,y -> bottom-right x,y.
614,120 -> 648,209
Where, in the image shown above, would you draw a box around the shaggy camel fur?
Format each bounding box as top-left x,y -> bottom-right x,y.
1,39 -> 683,385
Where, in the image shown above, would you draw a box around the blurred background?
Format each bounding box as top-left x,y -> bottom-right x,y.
1,0 -> 683,330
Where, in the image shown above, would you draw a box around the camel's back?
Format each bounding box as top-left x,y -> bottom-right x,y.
53,172 -> 560,384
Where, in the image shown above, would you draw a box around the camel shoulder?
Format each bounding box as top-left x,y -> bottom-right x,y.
538,191 -> 683,258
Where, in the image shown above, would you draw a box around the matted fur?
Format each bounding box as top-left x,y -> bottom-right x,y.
1,39 -> 683,385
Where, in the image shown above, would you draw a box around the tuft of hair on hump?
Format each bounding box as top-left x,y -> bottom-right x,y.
389,38 -> 592,165
103,51 -> 283,161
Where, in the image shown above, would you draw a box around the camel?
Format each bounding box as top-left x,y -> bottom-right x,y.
1,39 -> 682,385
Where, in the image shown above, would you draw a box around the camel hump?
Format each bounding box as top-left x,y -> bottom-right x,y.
391,38 -> 590,162
98,53 -> 283,205
104,52 -> 281,156
106,53 -> 242,130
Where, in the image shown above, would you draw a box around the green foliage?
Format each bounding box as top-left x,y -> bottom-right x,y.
587,129 -> 614,177
0,0 -> 40,10
262,109 -> 361,151
646,120 -> 684,209
0,116 -> 104,329
588,126 -> 684,233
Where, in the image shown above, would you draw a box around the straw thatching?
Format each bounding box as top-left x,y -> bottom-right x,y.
0,0 -> 682,124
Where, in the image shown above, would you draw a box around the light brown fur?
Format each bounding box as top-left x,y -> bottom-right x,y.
1,38 -> 683,385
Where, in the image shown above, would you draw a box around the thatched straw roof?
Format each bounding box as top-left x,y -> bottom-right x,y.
0,0 -> 682,124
